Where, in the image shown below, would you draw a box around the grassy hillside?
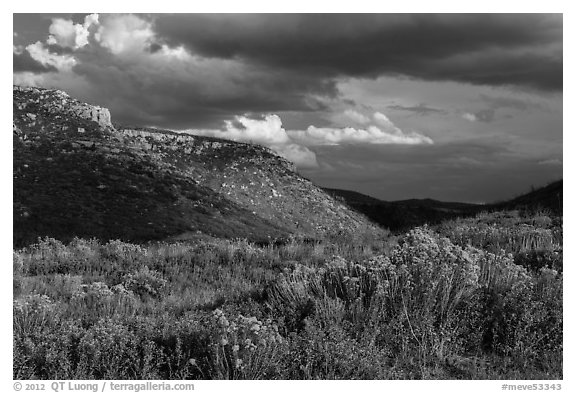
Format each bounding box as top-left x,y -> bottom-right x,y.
13,86 -> 380,247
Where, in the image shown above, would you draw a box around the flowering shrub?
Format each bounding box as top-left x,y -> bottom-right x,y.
265,226 -> 562,377
123,267 -> 167,299
208,309 -> 286,379
76,318 -> 162,379
14,294 -> 56,336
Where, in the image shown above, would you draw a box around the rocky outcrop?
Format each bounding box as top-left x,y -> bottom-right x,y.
13,85 -> 113,131
72,105 -> 112,129
118,127 -> 297,173
116,126 -> 374,235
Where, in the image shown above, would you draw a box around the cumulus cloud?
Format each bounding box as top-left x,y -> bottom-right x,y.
462,113 -> 477,122
16,14 -> 99,77
95,14 -> 154,55
291,126 -> 433,146
185,114 -> 318,169
47,14 -> 99,49
191,114 -> 291,145
26,41 -> 76,71
186,112 -> 431,168
289,112 -> 433,145
13,45 -> 57,73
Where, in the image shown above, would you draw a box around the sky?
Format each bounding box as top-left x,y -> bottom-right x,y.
13,13 -> 563,203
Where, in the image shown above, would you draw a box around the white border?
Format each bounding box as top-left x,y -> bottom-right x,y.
4,4 -> 571,392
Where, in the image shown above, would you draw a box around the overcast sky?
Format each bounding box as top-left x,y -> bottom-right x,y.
13,13 -> 562,203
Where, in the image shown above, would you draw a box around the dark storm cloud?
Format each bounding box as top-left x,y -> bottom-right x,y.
70,42 -> 338,129
302,140 -> 562,202
154,14 -> 562,91
13,50 -> 56,73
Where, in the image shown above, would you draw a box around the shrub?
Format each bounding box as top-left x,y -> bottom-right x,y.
76,318 -> 162,379
14,294 -> 56,337
207,309 -> 287,379
123,267 -> 168,300
12,218 -> 562,380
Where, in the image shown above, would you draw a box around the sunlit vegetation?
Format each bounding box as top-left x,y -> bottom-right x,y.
13,210 -> 562,380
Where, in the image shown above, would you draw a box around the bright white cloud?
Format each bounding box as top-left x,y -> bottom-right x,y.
26,41 -> 76,71
185,114 -> 318,169
192,114 -> 291,145
47,14 -> 99,49
290,125 -> 433,145
184,111 -> 432,168
373,111 -> 396,128
95,14 -> 154,55
462,112 -> 477,122
289,111 -> 433,145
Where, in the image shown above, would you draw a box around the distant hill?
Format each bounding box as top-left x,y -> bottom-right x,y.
324,180 -> 562,232
13,86 -> 380,247
324,188 -> 481,232
490,180 -> 562,215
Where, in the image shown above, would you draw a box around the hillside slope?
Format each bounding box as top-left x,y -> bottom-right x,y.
13,86 -> 379,247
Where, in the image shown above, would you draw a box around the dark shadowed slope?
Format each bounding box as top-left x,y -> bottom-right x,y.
13,86 -> 380,247
325,180 -> 562,232
323,189 -> 480,232
490,180 -> 562,215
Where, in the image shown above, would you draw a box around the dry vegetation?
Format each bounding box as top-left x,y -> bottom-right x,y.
13,210 -> 562,380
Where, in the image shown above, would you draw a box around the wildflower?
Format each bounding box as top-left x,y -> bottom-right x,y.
235,359 -> 243,369
232,344 -> 240,352
220,338 -> 228,346
189,358 -> 197,366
